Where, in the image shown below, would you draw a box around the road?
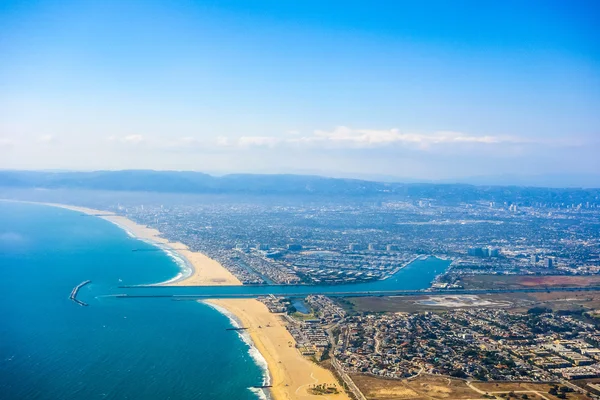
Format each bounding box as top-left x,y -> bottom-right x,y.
466,380 -> 552,400
326,322 -> 367,400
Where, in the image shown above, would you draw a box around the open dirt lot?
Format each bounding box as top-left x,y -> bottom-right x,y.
351,374 -> 485,400
461,275 -> 600,290
471,382 -> 591,400
338,294 -> 520,314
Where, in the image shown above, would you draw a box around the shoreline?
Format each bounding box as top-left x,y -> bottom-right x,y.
2,199 -> 349,400
207,298 -> 351,400
203,301 -> 272,400
1,200 -> 241,287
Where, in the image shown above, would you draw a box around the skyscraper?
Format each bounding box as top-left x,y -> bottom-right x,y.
531,255 -> 539,265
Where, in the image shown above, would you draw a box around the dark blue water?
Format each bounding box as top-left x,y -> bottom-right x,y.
291,300 -> 310,314
0,201 -> 450,400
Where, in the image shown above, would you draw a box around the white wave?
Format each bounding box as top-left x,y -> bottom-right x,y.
158,272 -> 183,285
248,387 -> 270,400
202,301 -> 272,390
103,217 -> 193,285
158,247 -> 193,283
105,219 -> 135,238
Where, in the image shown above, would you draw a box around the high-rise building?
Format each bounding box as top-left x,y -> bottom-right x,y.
468,247 -> 484,257
546,258 -> 554,268
386,244 -> 399,252
531,254 -> 539,265
368,243 -> 378,251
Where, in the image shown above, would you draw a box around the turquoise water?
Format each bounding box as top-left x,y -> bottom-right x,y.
117,256 -> 449,299
0,202 -> 265,400
0,202 -> 450,399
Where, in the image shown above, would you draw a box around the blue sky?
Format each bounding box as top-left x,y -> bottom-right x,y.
0,0 -> 599,183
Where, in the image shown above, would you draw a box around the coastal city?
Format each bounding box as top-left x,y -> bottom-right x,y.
2,184 -> 600,400
259,293 -> 600,399
2,0 -> 599,399
86,188 -> 599,400
106,191 -> 600,288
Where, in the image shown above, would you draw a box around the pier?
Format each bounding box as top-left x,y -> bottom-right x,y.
70,280 -> 91,306
225,327 -> 248,331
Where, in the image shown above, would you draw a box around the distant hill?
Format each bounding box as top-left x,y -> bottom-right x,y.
0,170 -> 598,204
0,170 -> 383,195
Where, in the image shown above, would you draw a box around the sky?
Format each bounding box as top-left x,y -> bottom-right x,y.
0,0 -> 599,184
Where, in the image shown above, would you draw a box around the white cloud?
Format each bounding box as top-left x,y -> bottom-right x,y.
166,136 -> 202,147
107,135 -> 234,152
228,126 -> 530,150
237,136 -> 281,147
123,134 -> 144,144
215,136 -> 229,146
108,134 -> 144,145
38,134 -> 58,144
164,136 -> 233,149
0,138 -> 16,147
102,128 -> 541,156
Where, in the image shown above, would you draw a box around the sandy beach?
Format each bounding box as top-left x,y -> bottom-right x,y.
26,201 -> 242,286
208,299 -> 351,400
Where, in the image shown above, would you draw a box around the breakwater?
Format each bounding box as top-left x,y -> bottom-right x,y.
115,285 -> 600,300
69,280 -> 91,306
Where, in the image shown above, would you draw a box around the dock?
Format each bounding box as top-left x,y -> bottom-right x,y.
70,280 -> 91,306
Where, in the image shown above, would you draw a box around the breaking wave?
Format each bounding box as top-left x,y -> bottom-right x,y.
202,301 -> 272,399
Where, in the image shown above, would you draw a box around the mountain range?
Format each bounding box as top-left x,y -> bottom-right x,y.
0,170 -> 598,204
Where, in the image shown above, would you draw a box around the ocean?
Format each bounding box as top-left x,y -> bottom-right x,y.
0,201 -> 450,399
0,202 -> 266,400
